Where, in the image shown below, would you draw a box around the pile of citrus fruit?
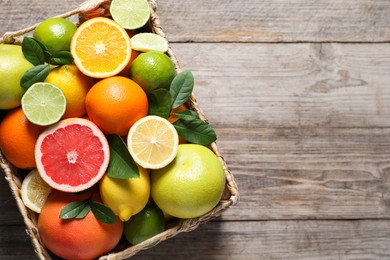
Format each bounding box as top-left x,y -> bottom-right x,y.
0,0 -> 226,258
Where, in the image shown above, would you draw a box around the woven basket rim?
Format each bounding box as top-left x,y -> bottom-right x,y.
0,0 -> 239,259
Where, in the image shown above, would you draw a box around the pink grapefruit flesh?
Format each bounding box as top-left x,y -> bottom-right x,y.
35,118 -> 109,192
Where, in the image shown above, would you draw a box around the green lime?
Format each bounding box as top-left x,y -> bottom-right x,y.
130,33 -> 168,53
21,82 -> 66,126
129,51 -> 176,94
124,203 -> 165,245
33,17 -> 77,55
0,44 -> 34,109
110,0 -> 150,30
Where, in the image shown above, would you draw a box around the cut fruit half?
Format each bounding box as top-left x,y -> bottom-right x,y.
70,17 -> 131,78
110,0 -> 151,30
21,82 -> 66,126
21,169 -> 52,213
130,33 -> 168,53
35,118 -> 110,192
127,115 -> 179,169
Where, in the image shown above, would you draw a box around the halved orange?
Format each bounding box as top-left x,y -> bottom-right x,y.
70,17 -> 131,78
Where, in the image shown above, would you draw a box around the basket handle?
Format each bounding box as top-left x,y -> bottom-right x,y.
0,0 -> 158,44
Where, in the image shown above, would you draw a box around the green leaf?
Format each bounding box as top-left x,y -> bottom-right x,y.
50,51 -> 74,65
147,88 -> 172,118
169,70 -> 194,109
90,201 -> 117,224
173,110 -> 217,145
22,37 -> 45,66
60,200 -> 91,219
106,135 -> 139,179
20,64 -> 50,88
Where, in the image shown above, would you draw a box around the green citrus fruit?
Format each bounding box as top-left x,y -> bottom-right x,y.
0,44 -> 33,109
124,203 -> 165,245
129,51 -> 176,94
33,17 -> 77,54
151,144 -> 226,219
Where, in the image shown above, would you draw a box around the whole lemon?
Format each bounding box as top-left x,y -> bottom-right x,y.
151,144 -> 226,219
45,64 -> 94,118
0,44 -> 33,109
33,17 -> 77,55
100,166 -> 150,221
129,51 -> 176,94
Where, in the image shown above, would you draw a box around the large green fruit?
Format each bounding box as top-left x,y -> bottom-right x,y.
151,144 -> 226,219
0,44 -> 33,109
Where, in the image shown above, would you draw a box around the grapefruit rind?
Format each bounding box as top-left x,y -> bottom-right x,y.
35,118 -> 110,192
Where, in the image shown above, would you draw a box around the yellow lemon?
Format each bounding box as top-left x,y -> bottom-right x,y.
45,64 -> 94,118
100,166 -> 150,221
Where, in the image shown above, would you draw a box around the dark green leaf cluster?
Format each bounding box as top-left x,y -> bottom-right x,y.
20,37 -> 74,88
147,70 -> 217,145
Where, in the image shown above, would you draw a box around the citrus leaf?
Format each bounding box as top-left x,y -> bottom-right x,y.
90,201 -> 117,224
169,70 -> 194,109
22,37 -> 45,66
173,110 -> 217,145
106,135 -> 139,179
60,200 -> 90,219
147,88 -> 172,118
50,51 -> 74,65
20,64 -> 50,89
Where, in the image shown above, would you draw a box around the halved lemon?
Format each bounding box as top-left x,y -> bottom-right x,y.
127,115 -> 179,169
21,169 -> 52,213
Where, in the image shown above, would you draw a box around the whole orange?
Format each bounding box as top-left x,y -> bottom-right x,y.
0,108 -> 46,169
85,76 -> 148,136
38,189 -> 123,260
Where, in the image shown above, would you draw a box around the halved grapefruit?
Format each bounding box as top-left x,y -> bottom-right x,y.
35,118 -> 109,192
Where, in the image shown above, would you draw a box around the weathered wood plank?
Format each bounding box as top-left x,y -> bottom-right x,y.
170,42 -> 390,129
1,220 -> 390,259
1,0 -> 390,43
216,127 -> 390,220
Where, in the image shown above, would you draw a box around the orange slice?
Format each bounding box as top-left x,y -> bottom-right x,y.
70,17 -> 131,78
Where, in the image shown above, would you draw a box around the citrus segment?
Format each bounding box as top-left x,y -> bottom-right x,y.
110,0 -> 151,30
21,82 -> 67,126
35,118 -> 110,192
130,33 -> 168,53
21,169 -> 52,213
70,17 -> 131,78
127,115 -> 179,169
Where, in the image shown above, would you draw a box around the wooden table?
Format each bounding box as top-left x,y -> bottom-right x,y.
2,0 -> 390,259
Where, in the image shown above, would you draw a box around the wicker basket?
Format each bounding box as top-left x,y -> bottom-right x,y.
0,0 -> 239,259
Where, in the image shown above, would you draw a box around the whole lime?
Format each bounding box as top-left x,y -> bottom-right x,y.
151,144 -> 226,219
124,203 -> 165,245
33,17 -> 77,55
0,44 -> 34,109
129,51 -> 176,94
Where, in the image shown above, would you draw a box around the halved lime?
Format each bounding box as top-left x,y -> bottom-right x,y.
110,0 -> 151,30
21,82 -> 66,126
131,33 -> 169,53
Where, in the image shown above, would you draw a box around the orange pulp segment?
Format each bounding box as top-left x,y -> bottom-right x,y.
71,17 -> 131,78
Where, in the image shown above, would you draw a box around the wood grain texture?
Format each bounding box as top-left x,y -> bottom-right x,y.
170,42 -> 390,129
2,1 -> 390,42
1,0 -> 390,259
